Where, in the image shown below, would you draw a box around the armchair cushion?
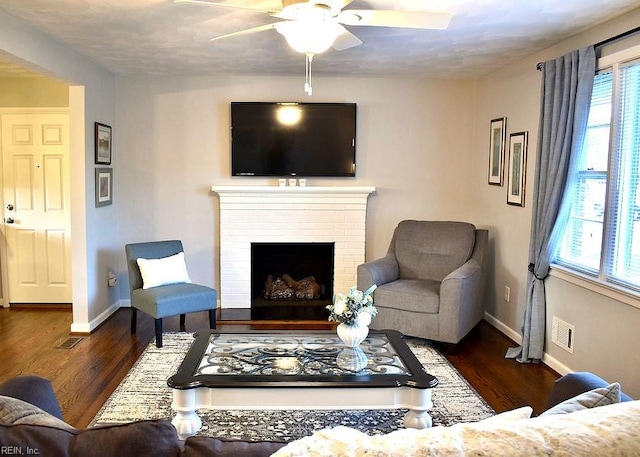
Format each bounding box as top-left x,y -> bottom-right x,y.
131,283 -> 218,319
392,221 -> 476,281
375,279 -> 440,314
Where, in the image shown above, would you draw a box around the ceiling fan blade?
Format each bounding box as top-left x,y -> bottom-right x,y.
174,0 -> 279,14
330,0 -> 354,9
338,10 -> 452,30
211,23 -> 278,41
331,30 -> 362,51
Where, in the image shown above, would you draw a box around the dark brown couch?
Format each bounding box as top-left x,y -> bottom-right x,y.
0,376 -> 284,457
0,374 -> 632,457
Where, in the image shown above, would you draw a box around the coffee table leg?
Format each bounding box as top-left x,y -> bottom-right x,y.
403,388 -> 434,429
171,389 -> 202,439
404,408 -> 433,429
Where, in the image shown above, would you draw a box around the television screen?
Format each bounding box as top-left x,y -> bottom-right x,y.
231,102 -> 356,177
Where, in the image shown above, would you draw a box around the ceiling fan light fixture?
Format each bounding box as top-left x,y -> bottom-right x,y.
274,20 -> 345,54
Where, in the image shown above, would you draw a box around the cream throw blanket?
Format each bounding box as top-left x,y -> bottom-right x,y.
272,400 -> 640,457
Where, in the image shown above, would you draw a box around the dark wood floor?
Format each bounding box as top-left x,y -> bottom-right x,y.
0,306 -> 559,428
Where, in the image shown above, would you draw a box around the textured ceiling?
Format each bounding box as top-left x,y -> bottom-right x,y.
0,0 -> 638,80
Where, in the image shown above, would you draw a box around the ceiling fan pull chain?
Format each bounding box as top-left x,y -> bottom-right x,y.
305,53 -> 313,96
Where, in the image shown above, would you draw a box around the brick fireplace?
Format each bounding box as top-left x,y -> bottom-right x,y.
211,185 -> 375,310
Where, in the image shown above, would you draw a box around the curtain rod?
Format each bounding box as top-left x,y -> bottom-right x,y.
536,26 -> 640,71
594,25 -> 640,49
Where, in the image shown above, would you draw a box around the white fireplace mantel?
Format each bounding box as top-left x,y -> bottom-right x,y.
211,185 -> 376,207
211,185 -> 375,309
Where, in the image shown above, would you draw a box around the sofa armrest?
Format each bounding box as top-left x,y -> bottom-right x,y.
0,376 -> 64,420
357,254 -> 399,291
547,372 -> 633,409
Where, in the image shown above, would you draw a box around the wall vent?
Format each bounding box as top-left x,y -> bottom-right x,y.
551,316 -> 574,353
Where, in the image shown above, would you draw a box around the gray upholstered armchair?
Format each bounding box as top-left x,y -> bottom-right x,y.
357,220 -> 488,344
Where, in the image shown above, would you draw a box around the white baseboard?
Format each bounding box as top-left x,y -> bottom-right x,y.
483,312 -> 521,344
483,312 -> 571,376
541,353 -> 572,376
70,299 -> 128,334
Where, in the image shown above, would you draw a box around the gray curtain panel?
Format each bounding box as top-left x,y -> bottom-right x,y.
506,46 -> 595,363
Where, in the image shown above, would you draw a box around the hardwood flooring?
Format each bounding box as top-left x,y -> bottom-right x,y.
0,306 -> 559,428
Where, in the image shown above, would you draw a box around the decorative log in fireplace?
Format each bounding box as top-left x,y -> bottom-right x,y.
264,274 -> 321,300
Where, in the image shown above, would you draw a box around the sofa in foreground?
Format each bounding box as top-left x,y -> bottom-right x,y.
0,373 -> 637,456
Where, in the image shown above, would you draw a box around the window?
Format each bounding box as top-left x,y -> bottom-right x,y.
554,54 -> 640,293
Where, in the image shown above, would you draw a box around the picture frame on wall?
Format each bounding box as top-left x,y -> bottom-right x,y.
507,131 -> 528,207
95,168 -> 113,207
95,122 -> 112,165
488,117 -> 507,185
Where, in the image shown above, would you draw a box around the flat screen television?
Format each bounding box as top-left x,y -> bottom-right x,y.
231,102 -> 356,177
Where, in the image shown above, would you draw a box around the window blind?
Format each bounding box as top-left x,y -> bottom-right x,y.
555,57 -> 640,292
605,59 -> 640,290
555,71 -> 612,274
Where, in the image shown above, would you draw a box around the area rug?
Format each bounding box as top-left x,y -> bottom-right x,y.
91,332 -> 494,442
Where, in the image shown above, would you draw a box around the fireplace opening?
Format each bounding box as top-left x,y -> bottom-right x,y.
251,242 -> 334,320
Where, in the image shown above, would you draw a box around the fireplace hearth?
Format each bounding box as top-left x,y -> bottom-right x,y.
251,242 -> 334,320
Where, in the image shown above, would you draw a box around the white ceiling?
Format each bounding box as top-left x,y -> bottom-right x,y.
0,0 -> 638,80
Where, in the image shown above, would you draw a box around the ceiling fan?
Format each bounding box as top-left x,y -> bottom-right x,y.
175,0 -> 452,95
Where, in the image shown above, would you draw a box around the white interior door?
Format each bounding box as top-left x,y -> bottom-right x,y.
1,112 -> 72,303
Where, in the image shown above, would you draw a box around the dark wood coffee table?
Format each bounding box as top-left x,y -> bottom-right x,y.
168,329 -> 438,439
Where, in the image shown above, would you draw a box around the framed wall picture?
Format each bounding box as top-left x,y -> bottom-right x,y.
488,117 -> 507,185
507,131 -> 528,207
95,122 -> 112,165
95,168 -> 113,207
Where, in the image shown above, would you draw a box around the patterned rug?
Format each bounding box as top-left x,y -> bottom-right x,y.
91,332 -> 494,442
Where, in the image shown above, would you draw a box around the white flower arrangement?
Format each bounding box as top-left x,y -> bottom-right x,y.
327,284 -> 378,326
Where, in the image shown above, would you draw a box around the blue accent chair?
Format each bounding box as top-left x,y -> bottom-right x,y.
125,240 -> 217,347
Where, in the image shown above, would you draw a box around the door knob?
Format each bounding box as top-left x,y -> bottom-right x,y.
5,217 -> 14,224
6,204 -> 13,211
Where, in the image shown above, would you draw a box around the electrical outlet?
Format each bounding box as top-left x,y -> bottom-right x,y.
504,286 -> 511,302
108,271 -> 117,287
